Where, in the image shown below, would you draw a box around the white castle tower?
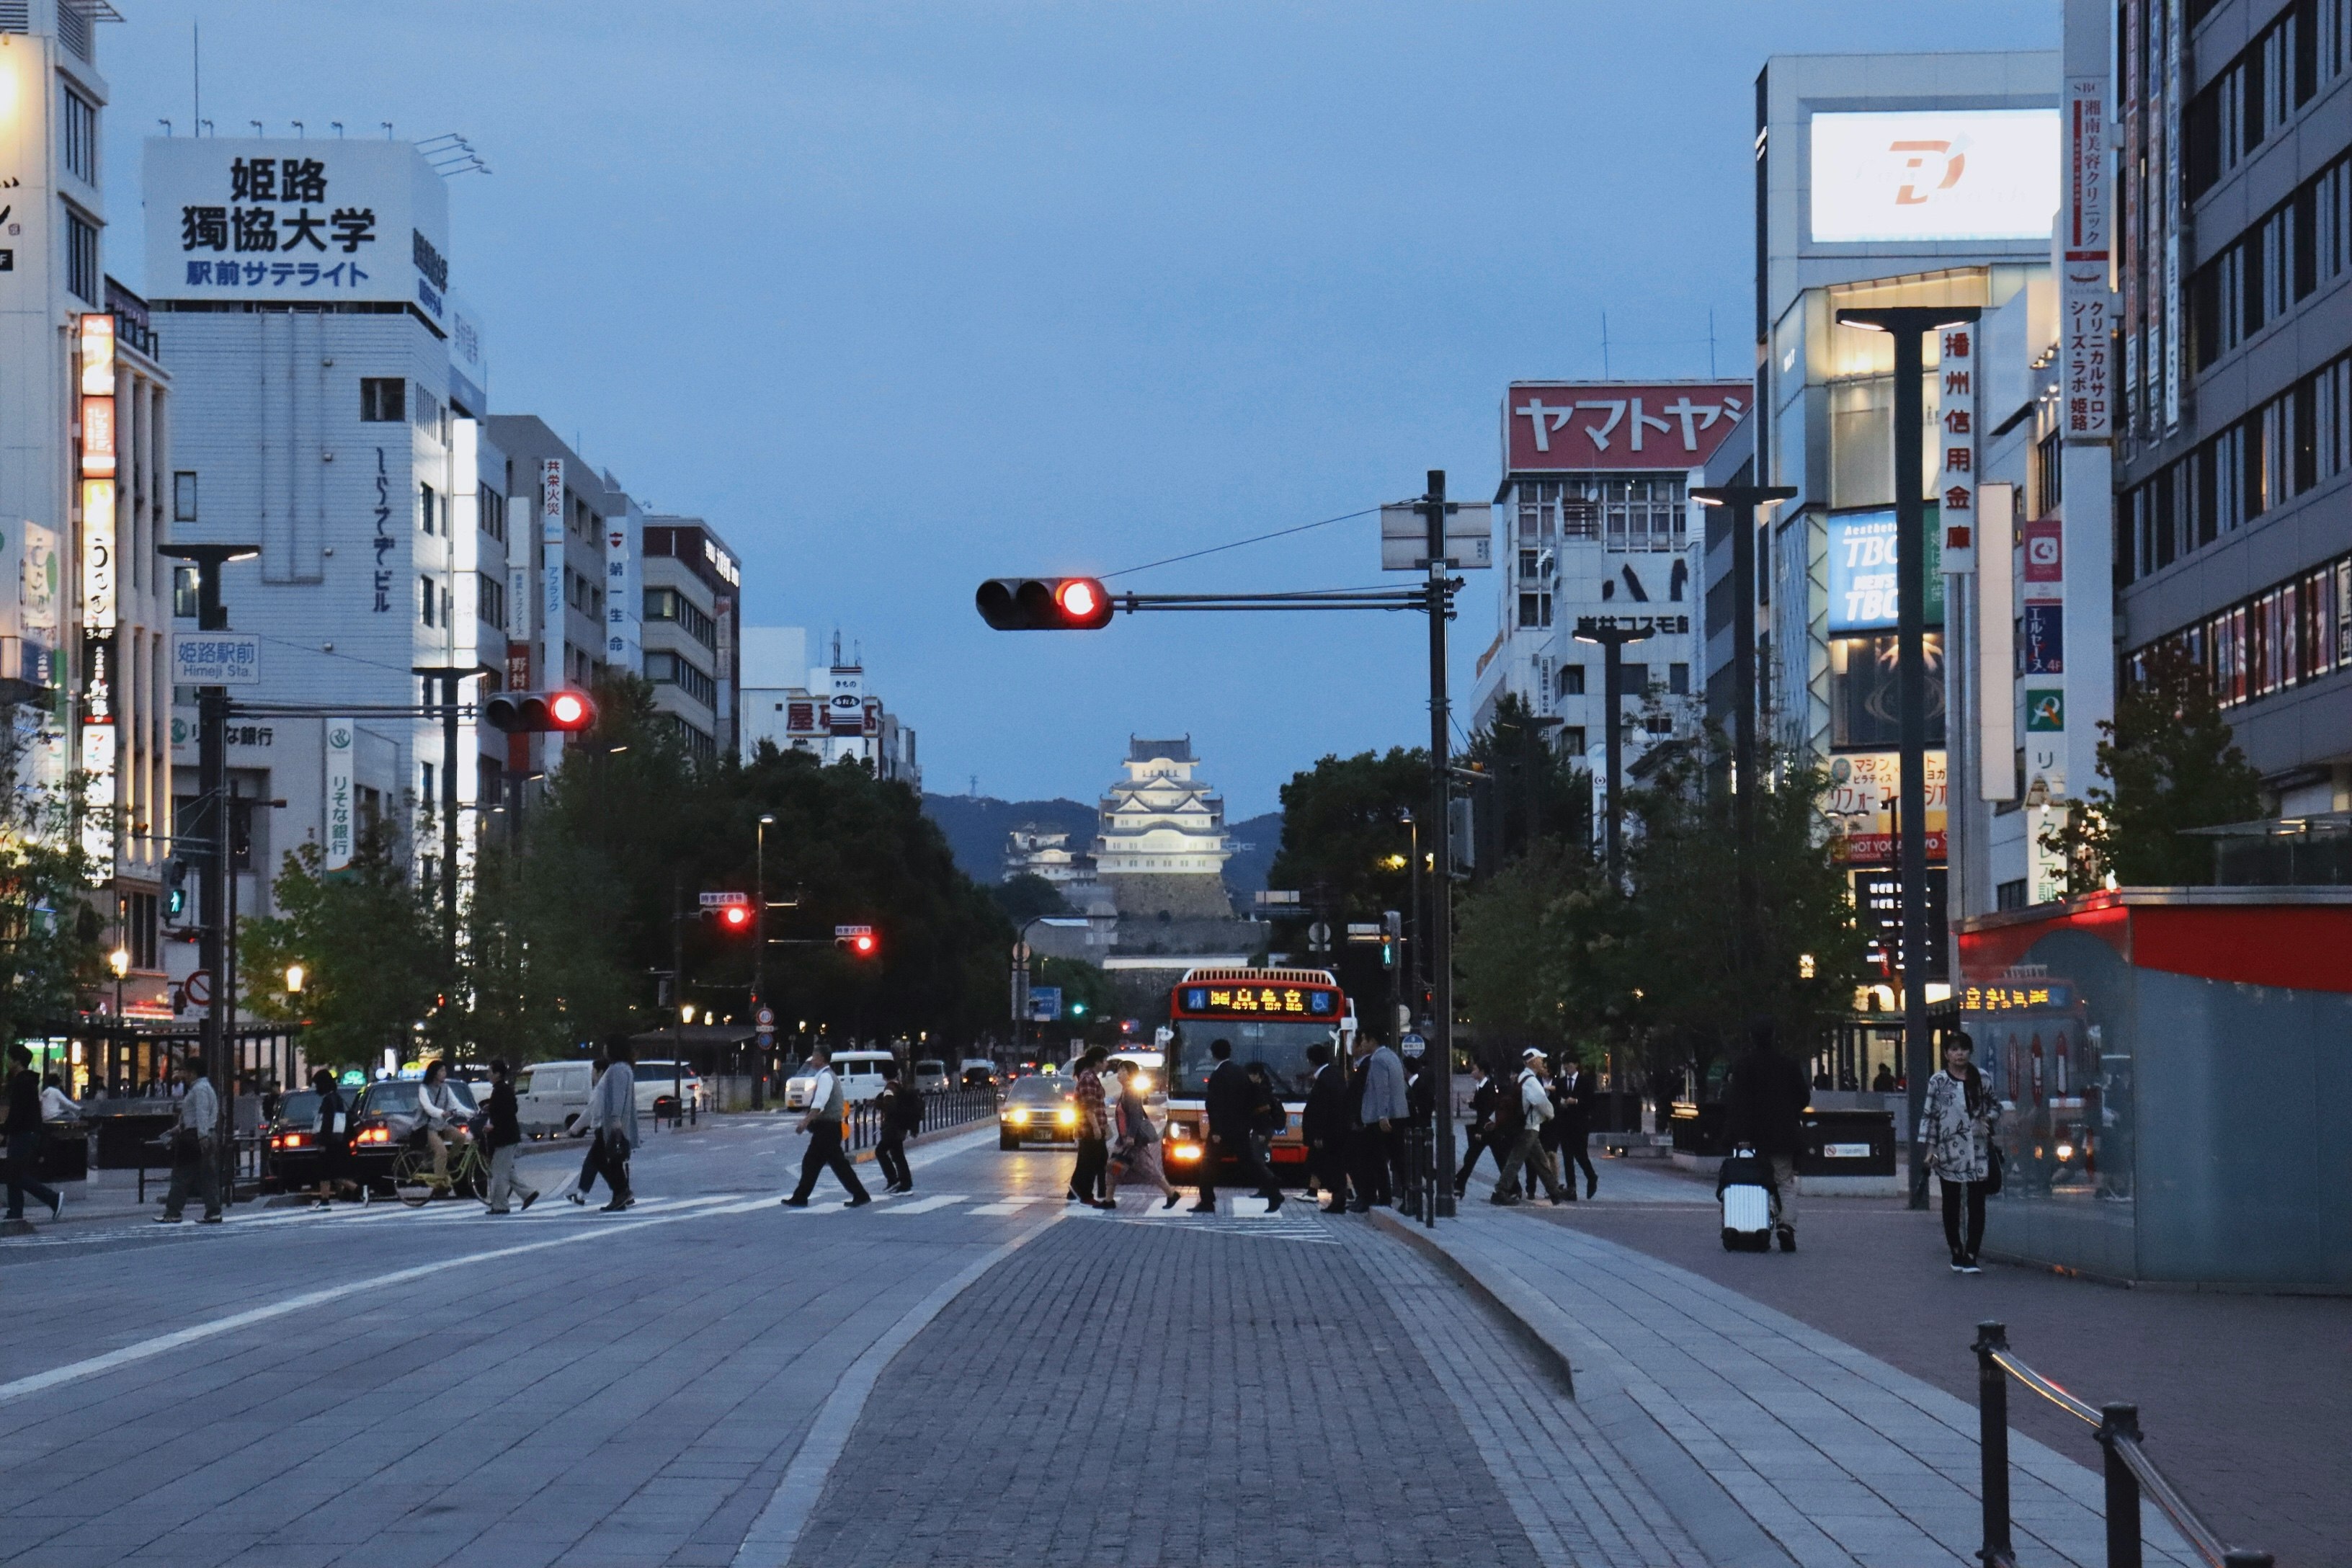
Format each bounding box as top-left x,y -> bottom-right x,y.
1093,736 -> 1234,919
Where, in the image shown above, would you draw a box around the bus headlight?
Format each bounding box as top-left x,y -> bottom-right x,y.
1169,1143 -> 1203,1163
1132,1073 -> 1152,1094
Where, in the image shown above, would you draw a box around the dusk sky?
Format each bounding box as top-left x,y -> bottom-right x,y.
103,1 -> 2056,816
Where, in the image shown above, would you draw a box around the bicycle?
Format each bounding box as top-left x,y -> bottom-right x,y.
390,1130 -> 491,1208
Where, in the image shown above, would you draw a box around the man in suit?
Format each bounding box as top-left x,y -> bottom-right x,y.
1348,1032 -> 1408,1213
1195,1038 -> 1283,1214
1301,1041 -> 1353,1213
1556,1057 -> 1598,1200
1454,1062 -> 1501,1198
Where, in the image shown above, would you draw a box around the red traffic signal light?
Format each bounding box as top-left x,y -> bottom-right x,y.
834,924 -> 878,958
484,689 -> 600,733
718,904 -> 752,932
975,577 -> 1116,631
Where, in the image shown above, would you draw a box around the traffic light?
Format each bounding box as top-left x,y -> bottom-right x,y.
164,855 -> 190,921
974,577 -> 1115,631
713,903 -> 752,932
834,925 -> 878,958
1069,999 -> 1089,1018
483,688 -> 598,733
1382,909 -> 1400,969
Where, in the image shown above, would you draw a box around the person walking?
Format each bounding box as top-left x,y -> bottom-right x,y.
1195,1038 -> 1283,1213
1348,1032 -> 1407,1211
1106,1060 -> 1180,1209
1453,1061 -> 1500,1198
569,1053 -> 612,1206
584,1041 -> 638,1213
1556,1056 -> 1598,1200
4,1046 -> 63,1223
481,1060 -> 540,1216
1243,1061 -> 1283,1169
1301,1041 -> 1354,1213
156,1054 -> 221,1224
873,1062 -> 921,1195
1494,1048 -> 1568,1205
308,1067 -> 359,1208
783,1042 -> 870,1208
1068,1047 -> 1113,1208
1921,1032 -> 2000,1273
1724,1016 -> 1809,1252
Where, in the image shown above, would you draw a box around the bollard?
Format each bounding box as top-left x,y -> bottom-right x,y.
2098,1403 -> 2143,1568
1972,1321 -> 2015,1568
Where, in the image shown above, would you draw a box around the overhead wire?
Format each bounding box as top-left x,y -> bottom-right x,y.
1102,506 -> 1378,581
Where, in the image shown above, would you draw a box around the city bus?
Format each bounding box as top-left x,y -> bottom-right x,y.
1157,966 -> 1352,1187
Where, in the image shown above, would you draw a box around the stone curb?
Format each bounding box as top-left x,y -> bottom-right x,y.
1367,1206 -> 1575,1399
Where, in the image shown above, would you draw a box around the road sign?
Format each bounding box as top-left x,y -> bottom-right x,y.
756,1007 -> 775,1029
1028,986 -> 1063,1022
1345,922 -> 1384,944
834,924 -> 873,938
1400,1032 -> 1426,1053
1380,500 -> 1493,571
184,968 -> 213,1007
1255,889 -> 1301,906
1307,921 -> 1331,950
700,891 -> 749,909
170,632 -> 262,685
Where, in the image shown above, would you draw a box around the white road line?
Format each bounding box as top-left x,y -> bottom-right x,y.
966,1198 -> 1036,1216
878,1194 -> 966,1216
732,1213 -> 1062,1568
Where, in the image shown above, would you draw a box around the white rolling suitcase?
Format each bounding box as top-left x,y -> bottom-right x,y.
1717,1144 -> 1775,1252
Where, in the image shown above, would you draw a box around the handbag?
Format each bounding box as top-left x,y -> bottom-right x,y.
170,1126 -> 202,1162
1982,1143 -> 2005,1195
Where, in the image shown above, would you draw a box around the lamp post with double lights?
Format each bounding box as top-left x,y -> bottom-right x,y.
1572,618 -> 1654,888
1835,304 -> 1980,1210
753,814 -> 776,1107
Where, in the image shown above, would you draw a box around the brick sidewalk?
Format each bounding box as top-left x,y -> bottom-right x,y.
1533,1186 -> 2348,1567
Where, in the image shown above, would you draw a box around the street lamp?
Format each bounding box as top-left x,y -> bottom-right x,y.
1572,618 -> 1655,887
108,945 -> 128,1031
1836,303 -> 1982,1211
754,813 -> 776,1108
284,962 -> 305,994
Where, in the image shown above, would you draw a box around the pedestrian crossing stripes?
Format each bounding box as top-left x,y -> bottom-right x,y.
879,1194 -> 967,1215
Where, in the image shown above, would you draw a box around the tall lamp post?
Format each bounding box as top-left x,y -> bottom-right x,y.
1692,484 -> 1796,967
1572,618 -> 1654,887
1835,305 -> 1979,1211
753,814 -> 776,1107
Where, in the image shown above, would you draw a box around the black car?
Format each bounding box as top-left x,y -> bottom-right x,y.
263,1089 -> 332,1191
344,1079 -> 482,1191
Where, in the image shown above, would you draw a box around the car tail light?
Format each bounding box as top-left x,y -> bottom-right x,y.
353,1124 -> 393,1146
271,1132 -> 311,1151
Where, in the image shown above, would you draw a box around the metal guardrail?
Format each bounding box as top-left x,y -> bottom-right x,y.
1971,1321 -> 2271,1568
845,1087 -> 997,1153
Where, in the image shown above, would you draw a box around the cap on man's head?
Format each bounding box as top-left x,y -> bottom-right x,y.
1521,1047 -> 1546,1061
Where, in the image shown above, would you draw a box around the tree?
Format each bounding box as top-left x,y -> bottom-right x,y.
462,832 -> 634,1064
1462,692 -> 1590,870
2044,645 -> 2263,891
239,824 -> 443,1073
1265,748 -> 1426,997
992,873 -> 1069,926
1453,840 -> 1582,1064
0,734 -> 110,1043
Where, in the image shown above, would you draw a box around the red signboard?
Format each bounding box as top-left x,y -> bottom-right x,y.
2023,516 -> 2063,589
1505,381 -> 1752,473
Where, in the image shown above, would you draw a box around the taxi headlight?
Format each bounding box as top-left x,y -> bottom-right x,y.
1007,1108 -> 1030,1126
1056,1106 -> 1078,1127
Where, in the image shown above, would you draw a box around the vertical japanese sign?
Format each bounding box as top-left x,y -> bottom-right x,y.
2062,76 -> 2111,441
539,458 -> 564,698
2119,0 -> 2140,440
604,517 -> 639,674
324,718 -> 355,872
1937,324 -> 1977,569
20,522 -> 64,790
77,313 -> 117,870
370,447 -> 394,612
2162,5 -> 2182,432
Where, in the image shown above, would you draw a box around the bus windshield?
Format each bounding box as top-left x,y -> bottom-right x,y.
1168,1020 -> 1337,1100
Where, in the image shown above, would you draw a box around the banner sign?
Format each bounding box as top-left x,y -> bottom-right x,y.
1825,749 -> 1948,864
324,718 -> 356,871
2023,604 -> 2065,674
1937,323 -> 1976,567
171,632 -> 262,685
2061,76 -> 2113,440
1504,382 -> 1750,473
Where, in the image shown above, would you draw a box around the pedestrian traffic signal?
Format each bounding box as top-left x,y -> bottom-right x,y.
974,577 -> 1116,631
483,688 -> 600,733
164,856 -> 190,920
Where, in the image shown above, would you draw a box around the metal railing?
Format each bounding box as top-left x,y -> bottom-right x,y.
1971,1321 -> 2271,1568
845,1087 -> 997,1153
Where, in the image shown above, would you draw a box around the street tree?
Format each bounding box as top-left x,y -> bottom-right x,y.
0,736 -> 111,1043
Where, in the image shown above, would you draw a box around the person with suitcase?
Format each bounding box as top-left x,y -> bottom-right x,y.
1723,1017 -> 1807,1251
1716,1144 -> 1776,1250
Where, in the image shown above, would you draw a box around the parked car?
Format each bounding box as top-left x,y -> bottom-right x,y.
783,1051 -> 894,1110
263,1088 -> 328,1190
631,1061 -> 705,1120
344,1078 -> 482,1190
998,1074 -> 1079,1149
912,1059 -> 950,1094
515,1061 -> 594,1137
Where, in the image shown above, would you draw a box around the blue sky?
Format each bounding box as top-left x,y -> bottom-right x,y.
104,1 -> 2057,816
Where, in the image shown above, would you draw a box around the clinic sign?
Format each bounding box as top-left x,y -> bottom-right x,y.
1809,110 -> 2061,244
143,138 -> 450,320
1505,382 -> 1750,473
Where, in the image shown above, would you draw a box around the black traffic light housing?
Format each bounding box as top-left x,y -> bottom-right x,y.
975,577 -> 1115,631
484,688 -> 598,733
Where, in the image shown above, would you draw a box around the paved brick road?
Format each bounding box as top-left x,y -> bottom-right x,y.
1536,1175 -> 2351,1567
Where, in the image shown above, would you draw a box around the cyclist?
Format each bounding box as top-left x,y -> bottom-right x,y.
419,1059 -> 473,1186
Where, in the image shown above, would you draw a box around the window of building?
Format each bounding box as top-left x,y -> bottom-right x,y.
172,566 -> 199,620
126,891 -> 157,971
1517,592 -> 1551,629
411,384 -> 443,442
360,378 -> 406,422
478,575 -> 505,629
64,206 -> 98,305
1668,662 -> 1690,696
1995,879 -> 2028,912
2131,549 -> 2352,712
419,574 -> 437,628
60,85 -> 96,184
2034,427 -> 2064,517
420,762 -> 435,811
646,649 -> 717,708
173,471 -> 198,523
419,483 -> 438,535
1561,726 -> 1586,755
481,488 -> 506,544
1558,662 -> 1585,697
1619,662 -> 1647,694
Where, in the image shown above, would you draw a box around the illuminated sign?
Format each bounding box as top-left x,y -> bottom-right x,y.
1827,509 -> 1943,632
1959,981 -> 2075,1013
1810,110 -> 2060,244
1825,750 -> 1948,865
1175,984 -> 1339,1019
1505,381 -> 1750,473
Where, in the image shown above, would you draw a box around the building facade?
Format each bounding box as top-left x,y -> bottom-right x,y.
737,627 -> 919,785
2111,0 -> 2352,817
641,516 -> 737,760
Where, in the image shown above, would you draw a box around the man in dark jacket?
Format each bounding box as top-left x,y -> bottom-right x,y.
1556,1058 -> 1598,1200
1453,1062 -> 1500,1198
482,1059 -> 539,1216
875,1062 -> 921,1194
3,1046 -> 61,1222
1195,1038 -> 1283,1213
1301,1041 -> 1353,1213
1723,1017 -> 1809,1251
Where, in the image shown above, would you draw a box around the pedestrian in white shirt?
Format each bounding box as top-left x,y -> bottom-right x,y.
780,1043 -> 870,1208
39,1074 -> 80,1123
1492,1048 -> 1569,1206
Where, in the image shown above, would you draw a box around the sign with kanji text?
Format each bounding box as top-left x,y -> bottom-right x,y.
1936,324 -> 1977,569
699,891 -> 749,909
324,717 -> 356,872
144,138 -> 448,320
1504,382 -> 1750,473
171,632 -> 262,685
2061,76 -> 2112,440
2023,604 -> 2065,674
1027,986 -> 1062,1023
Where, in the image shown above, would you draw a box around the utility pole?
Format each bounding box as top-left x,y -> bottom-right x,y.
1573,620 -> 1652,887
1418,471 -> 1458,1219
1837,306 -> 1979,1211
412,664 -> 489,978
1693,484 -> 1796,964
160,542 -> 259,1211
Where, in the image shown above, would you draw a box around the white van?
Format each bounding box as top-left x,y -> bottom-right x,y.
631,1061 -> 704,1119
514,1061 -> 594,1137
783,1050 -> 896,1109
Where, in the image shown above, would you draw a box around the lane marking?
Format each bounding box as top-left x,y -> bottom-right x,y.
0,1127 -> 1004,1408
732,1214 -> 1061,1568
878,1194 -> 966,1216
966,1198 -> 1037,1216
